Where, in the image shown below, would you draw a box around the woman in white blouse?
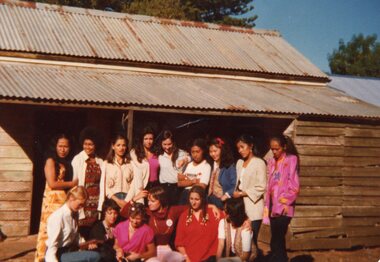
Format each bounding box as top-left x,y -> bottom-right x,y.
233,135 -> 266,259
45,186 -> 100,262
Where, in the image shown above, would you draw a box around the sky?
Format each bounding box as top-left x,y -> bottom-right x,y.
250,0 -> 380,73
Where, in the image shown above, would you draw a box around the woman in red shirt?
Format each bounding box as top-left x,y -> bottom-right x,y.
175,185 -> 220,262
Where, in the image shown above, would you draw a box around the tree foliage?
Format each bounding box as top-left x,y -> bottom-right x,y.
34,0 -> 257,27
328,34 -> 380,77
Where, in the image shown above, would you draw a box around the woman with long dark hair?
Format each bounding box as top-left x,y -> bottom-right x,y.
208,137 -> 237,209
175,186 -> 220,262
263,135 -> 300,262
158,130 -> 189,205
233,134 -> 266,260
104,134 -> 136,208
130,127 -> 159,191
217,198 -> 253,262
35,134 -> 77,262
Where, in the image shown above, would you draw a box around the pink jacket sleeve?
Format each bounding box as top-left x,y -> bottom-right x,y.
281,155 -> 300,205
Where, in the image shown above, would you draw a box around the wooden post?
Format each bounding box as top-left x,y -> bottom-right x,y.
127,110 -> 134,149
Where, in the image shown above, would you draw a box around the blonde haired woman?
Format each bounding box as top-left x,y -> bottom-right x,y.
45,186 -> 100,262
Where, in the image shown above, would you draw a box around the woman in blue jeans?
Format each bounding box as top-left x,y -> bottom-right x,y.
45,186 -> 100,262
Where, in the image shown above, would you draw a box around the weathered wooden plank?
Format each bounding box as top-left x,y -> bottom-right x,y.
300,156 -> 344,167
345,137 -> 380,148
343,178 -> 380,187
301,167 -> 342,177
297,196 -> 342,205
343,186 -> 380,196
0,145 -> 30,158
0,171 -> 33,181
342,207 -> 380,217
295,126 -> 344,136
0,181 -> 32,192
297,145 -> 344,156
0,211 -> 30,220
344,157 -> 380,167
291,217 -> 341,228
344,147 -> 380,157
344,196 -> 380,206
299,187 -> 343,196
296,121 -> 347,128
0,191 -> 32,201
0,134 -> 33,146
0,158 -> 33,171
0,220 -> 29,236
294,136 -> 344,146
291,226 -> 339,234
345,128 -> 380,138
342,167 -> 380,177
0,201 -> 31,210
342,217 -> 380,227
300,177 -> 341,187
294,206 -> 341,217
293,226 -> 380,239
289,236 -> 380,250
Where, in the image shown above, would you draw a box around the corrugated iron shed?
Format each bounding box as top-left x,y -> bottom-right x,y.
0,60 -> 379,119
328,75 -> 380,107
0,0 -> 327,80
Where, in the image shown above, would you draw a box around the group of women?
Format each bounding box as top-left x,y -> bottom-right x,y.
35,126 -> 300,262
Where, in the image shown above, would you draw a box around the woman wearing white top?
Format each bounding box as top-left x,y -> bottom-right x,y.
45,186 -> 100,262
178,138 -> 211,205
233,135 -> 266,259
72,127 -> 105,239
217,198 -> 253,262
158,130 -> 190,205
104,134 -> 143,209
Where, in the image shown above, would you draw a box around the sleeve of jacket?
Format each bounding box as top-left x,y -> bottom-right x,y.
245,159 -> 267,204
281,155 -> 300,205
223,165 -> 237,197
97,160 -> 106,212
71,155 -> 79,181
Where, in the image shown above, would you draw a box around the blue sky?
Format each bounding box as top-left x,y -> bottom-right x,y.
250,0 -> 380,73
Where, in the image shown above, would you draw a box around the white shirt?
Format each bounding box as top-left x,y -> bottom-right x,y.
105,160 -> 134,198
45,203 -> 79,262
159,149 -> 189,184
183,160 -> 211,189
71,150 -> 105,218
218,219 -> 252,253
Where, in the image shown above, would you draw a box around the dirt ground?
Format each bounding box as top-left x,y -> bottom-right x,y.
1,235 -> 380,262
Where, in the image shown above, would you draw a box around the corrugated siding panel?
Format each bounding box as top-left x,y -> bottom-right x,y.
0,1 -> 327,79
0,60 -> 378,118
329,75 -> 380,107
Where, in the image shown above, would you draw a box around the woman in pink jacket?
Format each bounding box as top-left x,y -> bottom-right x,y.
263,135 -> 300,262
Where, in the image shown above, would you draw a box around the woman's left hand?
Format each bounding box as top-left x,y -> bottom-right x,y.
232,191 -> 243,198
279,197 -> 287,204
88,243 -> 98,250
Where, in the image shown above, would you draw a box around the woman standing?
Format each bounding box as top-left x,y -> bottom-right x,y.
178,138 -> 211,205
233,135 -> 266,259
35,134 -> 78,262
175,186 -> 220,262
263,135 -> 300,262
130,127 -> 159,192
45,186 -> 100,262
158,130 -> 189,205
216,198 -> 253,262
114,203 -> 156,261
104,134 -> 135,208
208,137 -> 237,209
72,127 -> 105,239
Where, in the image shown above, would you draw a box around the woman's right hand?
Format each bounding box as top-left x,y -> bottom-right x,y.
134,190 -> 148,201
116,248 -> 124,262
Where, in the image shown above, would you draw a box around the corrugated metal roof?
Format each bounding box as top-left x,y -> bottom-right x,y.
0,60 -> 378,119
0,0 -> 327,80
328,75 -> 380,107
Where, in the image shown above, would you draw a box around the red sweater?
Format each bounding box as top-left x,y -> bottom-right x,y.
175,207 -> 220,262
